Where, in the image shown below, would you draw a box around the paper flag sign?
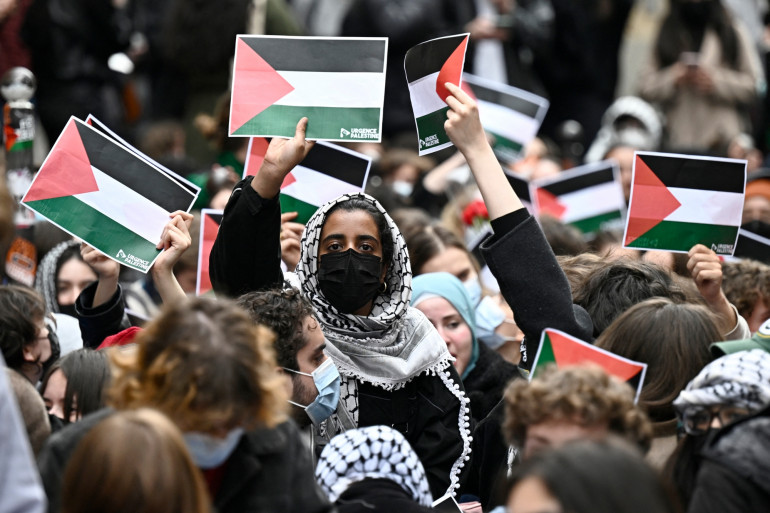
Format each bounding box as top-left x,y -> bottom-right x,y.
733,229 -> 770,264
530,328 -> 648,404
623,152 -> 746,255
530,160 -> 626,235
22,117 -> 198,273
242,137 -> 270,178
462,73 -> 549,163
197,209 -> 223,296
404,33 -> 469,155
229,35 -> 388,142
259,141 -> 371,225
86,115 -> 200,197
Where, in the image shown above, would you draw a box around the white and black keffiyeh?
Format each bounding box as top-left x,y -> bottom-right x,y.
35,240 -> 80,313
293,193 -> 451,390
315,425 -> 433,507
674,349 -> 770,412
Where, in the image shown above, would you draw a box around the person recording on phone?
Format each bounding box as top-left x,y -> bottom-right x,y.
638,0 -> 763,153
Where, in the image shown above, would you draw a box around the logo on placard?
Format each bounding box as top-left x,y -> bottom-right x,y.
117,249 -> 127,259
421,134 -> 439,149
340,128 -> 351,138
340,127 -> 378,140
711,243 -> 734,254
758,319 -> 770,337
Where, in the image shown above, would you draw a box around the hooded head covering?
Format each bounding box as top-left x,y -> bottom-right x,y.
35,240 -> 81,314
293,193 -> 450,390
315,425 -> 433,507
411,272 -> 479,380
674,349 -> 770,413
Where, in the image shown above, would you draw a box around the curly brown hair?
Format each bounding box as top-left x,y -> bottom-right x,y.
108,297 -> 286,432
503,365 -> 652,453
722,259 -> 770,319
236,288 -> 315,371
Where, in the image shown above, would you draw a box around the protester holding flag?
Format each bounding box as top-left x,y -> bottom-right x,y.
595,298 -> 722,468
211,118 -> 471,499
411,272 -> 520,423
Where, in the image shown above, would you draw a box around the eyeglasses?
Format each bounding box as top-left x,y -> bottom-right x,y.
680,406 -> 750,436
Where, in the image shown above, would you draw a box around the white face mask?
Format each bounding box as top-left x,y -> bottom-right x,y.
183,428 -> 244,469
391,180 -> 414,197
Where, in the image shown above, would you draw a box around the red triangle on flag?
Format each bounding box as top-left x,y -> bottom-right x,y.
436,35 -> 469,102
549,330 -> 643,382
230,38 -> 295,134
536,187 -> 567,219
198,213 -> 221,295
625,155 -> 681,245
243,137 -> 269,177
23,119 -> 99,203
461,80 -> 476,101
280,172 -> 297,190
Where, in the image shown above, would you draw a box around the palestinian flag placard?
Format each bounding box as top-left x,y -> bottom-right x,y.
504,171 -> 533,214
265,141 -> 371,224
197,209 -> 223,296
404,33 -> 469,155
242,137 -> 270,178
623,152 -> 746,255
462,73 -> 548,163
229,35 -> 387,141
86,115 -> 200,196
530,160 -> 626,235
21,117 -> 197,273
733,229 -> 770,264
530,328 -> 648,403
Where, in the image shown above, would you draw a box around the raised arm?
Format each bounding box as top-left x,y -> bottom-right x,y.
151,211 -> 193,306
444,83 -> 594,368
210,118 -> 314,297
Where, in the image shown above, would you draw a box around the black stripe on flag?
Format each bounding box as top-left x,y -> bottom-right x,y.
539,165 -> 615,197
505,172 -> 531,203
405,34 -> 467,82
734,229 -> 770,264
300,143 -> 370,188
638,153 -> 745,193
241,37 -> 386,73
470,82 -> 542,118
75,121 -> 196,213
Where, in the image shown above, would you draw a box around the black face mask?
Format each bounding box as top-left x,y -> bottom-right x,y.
318,249 -> 383,314
58,303 -> 77,318
742,220 -> 770,239
678,0 -> 715,26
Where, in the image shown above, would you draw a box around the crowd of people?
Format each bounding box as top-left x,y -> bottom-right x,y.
3,0 -> 770,512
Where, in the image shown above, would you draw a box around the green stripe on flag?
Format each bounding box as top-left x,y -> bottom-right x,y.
531,333 -> 556,379
416,106 -> 451,148
570,211 -> 623,234
280,194 -> 319,225
627,220 -> 739,254
491,133 -> 523,154
8,139 -> 33,152
25,196 -> 161,271
232,105 -> 381,140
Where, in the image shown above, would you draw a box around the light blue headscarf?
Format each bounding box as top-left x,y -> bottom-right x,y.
411,272 -> 479,380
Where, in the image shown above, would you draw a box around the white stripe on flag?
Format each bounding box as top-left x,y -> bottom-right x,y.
76,167 -> 171,245
559,181 -> 625,223
407,71 -> 446,118
281,165 -> 363,206
477,100 -> 539,144
666,188 -> 744,225
275,71 -> 385,108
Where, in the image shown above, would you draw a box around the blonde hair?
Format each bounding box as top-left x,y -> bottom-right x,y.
61,408 -> 211,513
504,365 -> 652,452
109,297 -> 287,432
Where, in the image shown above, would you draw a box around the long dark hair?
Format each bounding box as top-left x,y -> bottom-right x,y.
41,348 -> 110,423
655,0 -> 739,69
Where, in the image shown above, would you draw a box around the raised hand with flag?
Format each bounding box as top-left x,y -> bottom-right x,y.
443,82 -> 594,371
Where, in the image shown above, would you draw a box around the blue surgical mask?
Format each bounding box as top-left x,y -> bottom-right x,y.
184,428 -> 244,469
285,358 -> 341,425
463,278 -> 482,306
475,295 -> 506,339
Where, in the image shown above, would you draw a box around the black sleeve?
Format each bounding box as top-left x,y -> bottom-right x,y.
481,215 -> 594,371
75,282 -> 130,349
687,460 -> 769,513
210,177 -> 284,297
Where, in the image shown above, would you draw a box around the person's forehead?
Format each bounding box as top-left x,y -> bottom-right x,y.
322,209 -> 379,236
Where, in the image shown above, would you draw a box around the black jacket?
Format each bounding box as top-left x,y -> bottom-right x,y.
688,406 -> 770,513
210,178 -> 470,498
463,343 -> 521,423
38,409 -> 333,513
74,282 -> 130,349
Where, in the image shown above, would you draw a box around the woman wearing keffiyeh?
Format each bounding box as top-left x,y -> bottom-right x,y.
210,119 -> 472,499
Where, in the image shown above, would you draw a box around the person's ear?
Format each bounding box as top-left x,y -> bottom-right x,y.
22,344 -> 36,363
